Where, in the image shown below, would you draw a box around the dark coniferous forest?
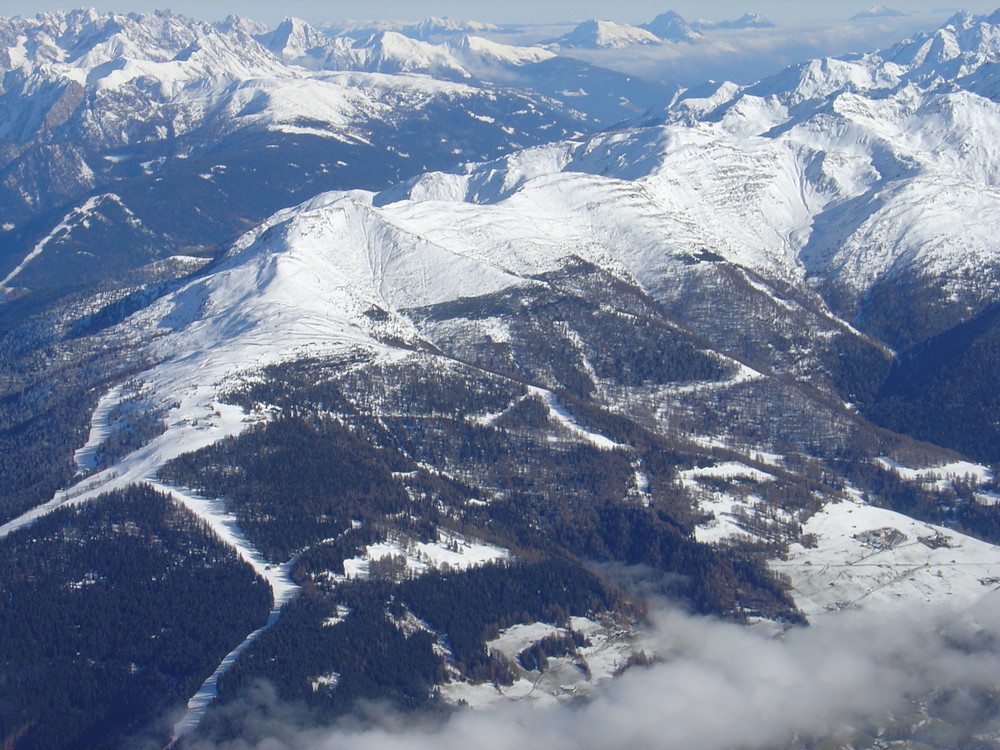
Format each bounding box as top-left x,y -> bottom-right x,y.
0,485 -> 271,749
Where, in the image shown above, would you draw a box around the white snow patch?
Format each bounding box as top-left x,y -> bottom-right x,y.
878,457 -> 993,487
160,481 -> 301,742
388,607 -> 439,638
531,386 -> 623,451
773,497 -> 1000,619
749,449 -> 786,467
73,385 -> 124,473
634,471 -> 649,493
323,605 -> 353,627
339,529 -> 508,580
684,463 -> 783,543
439,679 -> 508,708
311,672 -> 341,692
471,408 -> 507,427
692,492 -> 795,545
441,616 -> 636,708
632,469 -> 650,506
976,491 -> 1000,507
680,461 -> 776,485
694,493 -> 760,544
268,124 -> 361,143
475,316 -> 513,343
489,621 -> 565,660
7,35 -> 28,68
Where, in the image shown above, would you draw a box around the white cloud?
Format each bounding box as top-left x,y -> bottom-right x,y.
179,596 -> 1000,750
557,14 -> 953,85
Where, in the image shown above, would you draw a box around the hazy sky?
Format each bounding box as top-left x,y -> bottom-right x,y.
3,0 -> 999,26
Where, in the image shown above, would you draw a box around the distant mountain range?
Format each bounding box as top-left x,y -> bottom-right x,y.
0,10 -> 670,299
323,10 -> 779,50
692,12 -> 776,30
554,10 -> 776,49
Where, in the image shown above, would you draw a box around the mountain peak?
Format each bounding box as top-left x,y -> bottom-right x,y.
215,14 -> 270,37
694,11 -> 776,31
641,10 -> 703,42
723,12 -> 775,29
944,10 -> 976,31
851,6 -> 906,20
401,16 -> 500,41
446,34 -> 555,68
257,15 -> 330,61
557,19 -> 662,49
361,30 -> 472,77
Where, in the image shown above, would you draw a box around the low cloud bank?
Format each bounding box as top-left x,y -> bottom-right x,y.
560,14 -> 952,85
177,595 -> 1000,750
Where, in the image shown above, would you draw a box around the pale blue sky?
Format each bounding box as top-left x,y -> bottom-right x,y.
3,1 -> 998,26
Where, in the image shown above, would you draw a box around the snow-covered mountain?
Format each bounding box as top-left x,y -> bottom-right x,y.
255,16 -> 668,118
852,6 -> 906,20
657,11 -> 1000,348
693,12 -> 776,31
91,7 -> 1000,531
6,9 -> 1000,750
0,10 -> 667,300
121,20 -> 1000,419
16,6 -> 1000,584
260,22 -> 473,78
324,15 -> 502,41
255,15 -> 344,64
258,20 -> 557,81
640,11 -> 703,42
555,19 -> 663,49
401,16 -> 501,40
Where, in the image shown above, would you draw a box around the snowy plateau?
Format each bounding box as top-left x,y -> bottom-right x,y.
4,7 -> 1000,750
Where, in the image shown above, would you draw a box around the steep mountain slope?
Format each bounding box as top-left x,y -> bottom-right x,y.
869,301 -> 1000,464
663,10 -> 1000,348
646,9 -> 1000,460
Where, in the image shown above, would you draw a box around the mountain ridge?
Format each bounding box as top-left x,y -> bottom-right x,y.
0,9 -> 670,303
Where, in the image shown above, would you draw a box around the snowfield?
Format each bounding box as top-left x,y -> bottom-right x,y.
440,616 -> 636,708
336,530 -> 510,580
73,384 -> 124,474
773,497 -> 1000,619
